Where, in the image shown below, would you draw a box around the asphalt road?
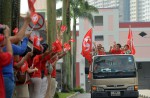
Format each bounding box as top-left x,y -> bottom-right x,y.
74,93 -> 143,98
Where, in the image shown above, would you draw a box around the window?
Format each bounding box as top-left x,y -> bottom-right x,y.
95,35 -> 104,41
94,16 -> 103,26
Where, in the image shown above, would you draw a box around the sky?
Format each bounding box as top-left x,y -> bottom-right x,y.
20,0 -> 62,14
20,0 -> 29,14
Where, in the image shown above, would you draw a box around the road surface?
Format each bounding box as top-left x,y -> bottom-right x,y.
74,93 -> 143,98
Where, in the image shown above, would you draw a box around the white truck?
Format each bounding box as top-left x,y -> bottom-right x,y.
85,54 -> 139,98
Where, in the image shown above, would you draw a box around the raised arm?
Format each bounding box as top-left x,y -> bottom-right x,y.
10,14 -> 31,44
0,25 -> 13,67
14,52 -> 32,68
4,25 -> 13,55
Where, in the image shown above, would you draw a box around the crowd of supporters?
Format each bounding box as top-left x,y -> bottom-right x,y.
0,14 -> 69,98
92,42 -> 131,55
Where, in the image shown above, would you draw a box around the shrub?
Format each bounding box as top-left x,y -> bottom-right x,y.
73,88 -> 84,93
54,92 -> 59,98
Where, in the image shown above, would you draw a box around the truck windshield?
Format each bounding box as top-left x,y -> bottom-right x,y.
93,55 -> 136,79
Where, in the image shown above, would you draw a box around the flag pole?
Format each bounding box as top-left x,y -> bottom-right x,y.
31,25 -> 36,51
129,25 -> 131,29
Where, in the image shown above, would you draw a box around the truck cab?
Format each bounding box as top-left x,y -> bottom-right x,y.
86,54 -> 139,98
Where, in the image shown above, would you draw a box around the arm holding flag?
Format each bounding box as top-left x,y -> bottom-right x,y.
14,52 -> 32,69
10,13 -> 31,44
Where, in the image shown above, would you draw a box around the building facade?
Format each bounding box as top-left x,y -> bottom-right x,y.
87,0 -> 119,8
130,0 -> 138,21
87,0 -> 150,22
137,0 -> 150,21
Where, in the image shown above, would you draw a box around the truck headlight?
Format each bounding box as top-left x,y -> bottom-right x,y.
92,86 -> 97,91
127,86 -> 138,91
92,86 -> 104,92
97,87 -> 104,92
134,85 -> 138,91
127,86 -> 134,91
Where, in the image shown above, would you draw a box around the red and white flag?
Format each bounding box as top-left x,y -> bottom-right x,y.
127,28 -> 136,55
33,35 -> 41,50
81,28 -> 92,64
13,28 -> 19,35
31,12 -> 41,25
60,25 -> 67,33
28,0 -> 40,25
52,39 -> 63,53
63,43 -> 71,52
28,0 -> 36,12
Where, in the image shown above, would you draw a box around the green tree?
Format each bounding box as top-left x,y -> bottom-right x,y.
0,0 -> 20,33
71,0 -> 98,88
47,0 -> 56,48
61,0 -> 72,91
57,0 -> 98,88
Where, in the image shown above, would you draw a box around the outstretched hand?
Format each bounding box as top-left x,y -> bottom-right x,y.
23,12 -> 31,23
25,31 -> 32,38
3,25 -> 10,37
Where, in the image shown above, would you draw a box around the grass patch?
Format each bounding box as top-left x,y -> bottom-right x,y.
57,92 -> 74,98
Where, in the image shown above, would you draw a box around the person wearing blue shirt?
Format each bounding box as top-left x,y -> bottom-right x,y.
2,37 -> 29,98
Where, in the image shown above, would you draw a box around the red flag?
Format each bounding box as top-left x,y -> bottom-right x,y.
31,0 -> 36,4
31,12 -> 41,25
28,0 -> 36,12
61,25 -> 67,33
13,28 -> 19,35
33,35 -> 41,50
63,43 -> 71,51
52,39 -> 62,53
81,28 -> 92,64
131,41 -> 136,55
127,28 -> 136,55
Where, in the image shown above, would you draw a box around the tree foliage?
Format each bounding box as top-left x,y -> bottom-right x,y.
56,0 -> 98,25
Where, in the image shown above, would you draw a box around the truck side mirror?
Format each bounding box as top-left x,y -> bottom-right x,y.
85,67 -> 89,74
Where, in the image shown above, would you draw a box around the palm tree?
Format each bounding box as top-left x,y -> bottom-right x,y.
57,0 -> 98,88
46,1 -> 57,97
47,0 -> 57,48
71,0 -> 98,88
61,0 -> 72,91
0,0 -> 21,35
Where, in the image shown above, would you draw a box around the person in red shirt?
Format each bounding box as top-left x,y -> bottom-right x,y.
109,43 -> 123,54
49,51 -> 67,98
28,54 -> 43,98
39,49 -> 56,98
0,25 -> 13,98
98,47 -> 106,55
0,53 -> 12,98
43,50 -> 57,98
28,43 -> 48,98
44,50 -> 67,98
13,52 -> 38,98
123,44 -> 131,54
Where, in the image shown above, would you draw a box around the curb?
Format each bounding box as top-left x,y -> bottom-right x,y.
67,92 -> 80,98
139,94 -> 150,98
